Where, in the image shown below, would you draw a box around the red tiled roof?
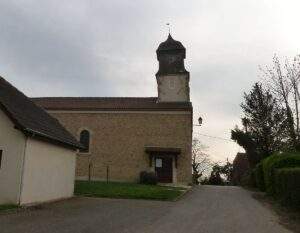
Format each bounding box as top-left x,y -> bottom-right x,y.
32,97 -> 192,111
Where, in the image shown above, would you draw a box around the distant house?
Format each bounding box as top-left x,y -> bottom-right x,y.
33,35 -> 193,184
0,77 -> 82,205
232,153 -> 250,185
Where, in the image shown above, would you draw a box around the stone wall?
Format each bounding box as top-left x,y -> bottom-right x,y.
48,111 -> 192,184
157,74 -> 190,102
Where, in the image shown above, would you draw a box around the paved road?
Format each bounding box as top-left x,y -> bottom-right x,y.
0,186 -> 292,233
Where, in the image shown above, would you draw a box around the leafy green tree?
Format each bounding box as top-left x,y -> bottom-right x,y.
211,160 -> 233,183
204,160 -> 233,185
231,127 -> 260,168
208,170 -> 223,185
232,82 -> 288,167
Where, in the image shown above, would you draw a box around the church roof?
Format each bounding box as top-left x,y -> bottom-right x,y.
0,77 -> 83,150
157,34 -> 185,52
32,97 -> 192,111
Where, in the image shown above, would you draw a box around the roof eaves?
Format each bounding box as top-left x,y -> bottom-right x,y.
44,107 -> 193,112
23,128 -> 84,150
0,103 -> 82,150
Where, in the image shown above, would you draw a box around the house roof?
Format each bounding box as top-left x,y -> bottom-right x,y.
32,97 -> 192,111
0,77 -> 82,150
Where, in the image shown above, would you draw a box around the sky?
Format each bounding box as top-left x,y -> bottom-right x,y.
1,0 -> 300,162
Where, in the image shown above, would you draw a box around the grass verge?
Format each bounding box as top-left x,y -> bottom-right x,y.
75,180 -> 187,201
0,204 -> 19,212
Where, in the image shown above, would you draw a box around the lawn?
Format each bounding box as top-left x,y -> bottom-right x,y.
0,204 -> 18,212
74,180 -> 187,201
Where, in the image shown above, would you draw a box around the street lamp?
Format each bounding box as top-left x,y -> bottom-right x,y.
193,116 -> 203,126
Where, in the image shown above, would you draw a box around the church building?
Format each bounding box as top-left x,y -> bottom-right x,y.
33,35 -> 193,184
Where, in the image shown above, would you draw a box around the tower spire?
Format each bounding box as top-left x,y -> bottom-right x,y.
155,35 -> 190,102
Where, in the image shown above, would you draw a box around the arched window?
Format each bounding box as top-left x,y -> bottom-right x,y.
79,130 -> 90,153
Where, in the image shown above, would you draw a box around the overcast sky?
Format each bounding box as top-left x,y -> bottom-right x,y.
1,0 -> 300,162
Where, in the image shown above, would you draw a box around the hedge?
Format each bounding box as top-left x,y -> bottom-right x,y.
263,152 -> 300,195
240,170 -> 256,187
275,168 -> 300,208
254,162 -> 265,191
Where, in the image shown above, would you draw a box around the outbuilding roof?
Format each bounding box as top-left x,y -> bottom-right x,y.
32,97 -> 192,111
0,77 -> 82,150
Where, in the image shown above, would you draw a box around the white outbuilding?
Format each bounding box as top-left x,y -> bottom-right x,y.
0,77 -> 82,206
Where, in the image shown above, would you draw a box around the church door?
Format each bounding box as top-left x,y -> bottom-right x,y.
155,156 -> 173,183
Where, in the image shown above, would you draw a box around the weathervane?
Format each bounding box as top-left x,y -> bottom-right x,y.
166,23 -> 171,35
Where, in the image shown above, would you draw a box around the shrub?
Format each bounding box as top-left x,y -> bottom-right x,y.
140,171 -> 158,185
274,168 -> 300,208
208,172 -> 224,185
263,152 -> 300,195
240,170 -> 256,187
200,177 -> 209,185
192,172 -> 201,185
250,169 -> 257,187
254,162 -> 265,191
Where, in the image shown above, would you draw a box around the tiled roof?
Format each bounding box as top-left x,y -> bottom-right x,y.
0,77 -> 82,149
32,97 -> 192,111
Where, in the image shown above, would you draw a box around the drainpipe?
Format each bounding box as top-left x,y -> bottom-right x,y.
18,136 -> 28,205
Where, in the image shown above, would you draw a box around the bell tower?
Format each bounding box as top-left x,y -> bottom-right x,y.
156,34 -> 190,102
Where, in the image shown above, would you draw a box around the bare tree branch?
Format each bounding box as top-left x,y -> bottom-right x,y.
192,138 -> 212,184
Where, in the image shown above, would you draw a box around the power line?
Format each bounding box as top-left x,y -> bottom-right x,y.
194,132 -> 235,142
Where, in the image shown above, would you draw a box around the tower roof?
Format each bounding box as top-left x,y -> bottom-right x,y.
157,34 -> 185,52
156,34 -> 188,75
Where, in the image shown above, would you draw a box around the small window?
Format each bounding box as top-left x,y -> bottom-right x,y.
79,130 -> 90,153
0,150 -> 2,169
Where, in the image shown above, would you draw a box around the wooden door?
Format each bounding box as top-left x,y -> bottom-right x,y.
155,157 -> 173,183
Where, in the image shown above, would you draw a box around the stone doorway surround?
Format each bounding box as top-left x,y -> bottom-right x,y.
145,146 -> 181,184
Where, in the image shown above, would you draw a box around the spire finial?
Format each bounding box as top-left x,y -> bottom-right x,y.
166,23 -> 171,36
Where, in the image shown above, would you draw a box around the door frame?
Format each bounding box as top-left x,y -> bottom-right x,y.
145,147 -> 181,184
154,155 -> 173,183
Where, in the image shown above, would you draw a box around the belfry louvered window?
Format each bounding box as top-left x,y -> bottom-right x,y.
79,130 -> 90,153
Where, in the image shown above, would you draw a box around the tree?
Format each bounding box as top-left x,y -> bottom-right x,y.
285,56 -> 300,139
204,160 -> 233,185
241,82 -> 288,156
219,159 -> 234,183
232,82 -> 288,167
231,127 -> 260,168
211,160 -> 233,184
208,169 -> 223,185
192,138 -> 212,184
261,55 -> 300,148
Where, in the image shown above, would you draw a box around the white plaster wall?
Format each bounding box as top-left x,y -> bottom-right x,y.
20,138 -> 76,205
0,110 -> 26,204
157,74 -> 190,102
